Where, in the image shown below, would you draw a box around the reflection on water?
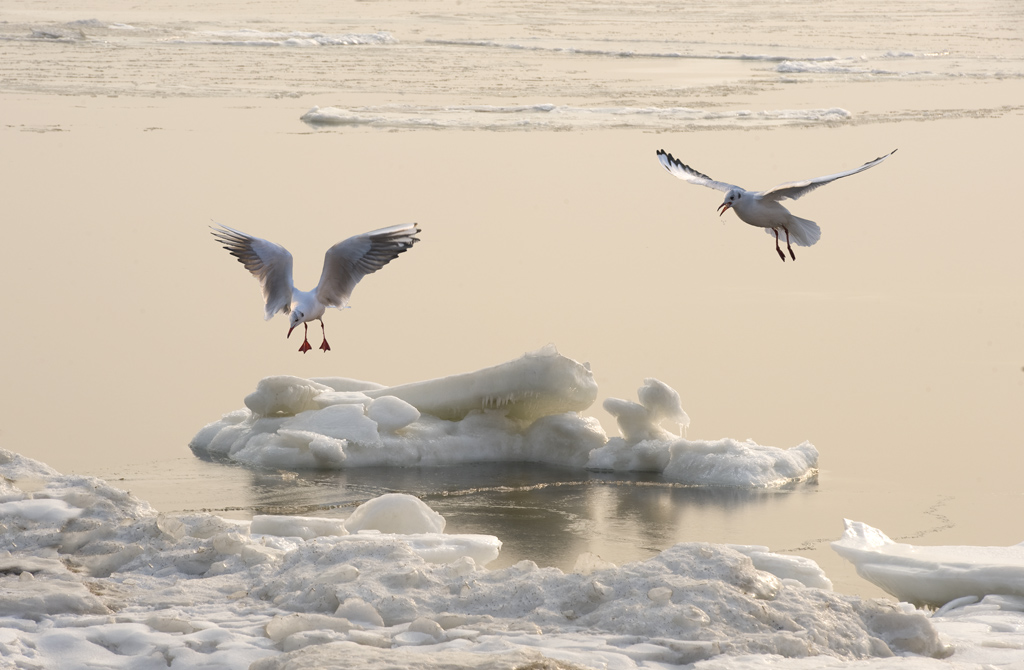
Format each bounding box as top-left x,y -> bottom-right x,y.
208,460 -> 817,571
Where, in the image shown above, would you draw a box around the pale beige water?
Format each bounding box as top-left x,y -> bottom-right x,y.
0,0 -> 1021,599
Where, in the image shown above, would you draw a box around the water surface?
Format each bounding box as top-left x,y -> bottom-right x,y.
1,0 -> 1021,600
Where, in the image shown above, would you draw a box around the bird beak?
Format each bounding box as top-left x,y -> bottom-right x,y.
287,325 -> 295,338
718,202 -> 731,216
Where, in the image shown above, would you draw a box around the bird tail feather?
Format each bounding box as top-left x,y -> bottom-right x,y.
765,216 -> 821,247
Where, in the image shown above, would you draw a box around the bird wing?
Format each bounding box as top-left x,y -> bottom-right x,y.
759,149 -> 897,202
656,149 -> 740,193
315,223 -> 421,309
211,223 -> 294,320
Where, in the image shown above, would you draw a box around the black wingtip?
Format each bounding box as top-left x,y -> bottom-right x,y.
656,149 -> 680,172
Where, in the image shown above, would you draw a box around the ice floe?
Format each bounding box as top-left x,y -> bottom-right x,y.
190,346 -> 818,488
832,519 -> 1024,608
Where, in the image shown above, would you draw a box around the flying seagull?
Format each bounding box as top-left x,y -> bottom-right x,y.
656,149 -> 896,261
211,223 -> 421,352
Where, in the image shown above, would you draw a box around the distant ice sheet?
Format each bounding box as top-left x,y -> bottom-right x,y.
163,29 -> 396,47
1,22 -> 395,48
832,519 -> 1024,608
299,104 -> 853,132
189,346 -> 819,488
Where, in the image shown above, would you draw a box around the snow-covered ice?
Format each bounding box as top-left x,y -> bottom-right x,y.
3,449 -> 1024,669
190,346 -> 819,488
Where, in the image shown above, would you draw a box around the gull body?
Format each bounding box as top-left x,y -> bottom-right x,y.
212,223 -> 421,352
656,148 -> 896,261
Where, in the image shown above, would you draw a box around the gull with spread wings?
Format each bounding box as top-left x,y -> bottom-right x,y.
656,149 -> 896,261
211,223 -> 421,352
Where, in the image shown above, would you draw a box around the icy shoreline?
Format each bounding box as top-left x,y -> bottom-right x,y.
4,448 -> 1024,669
190,346 -> 819,488
0,449 -> 947,668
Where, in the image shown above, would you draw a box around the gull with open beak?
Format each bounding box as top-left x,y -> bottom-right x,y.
656,149 -> 896,261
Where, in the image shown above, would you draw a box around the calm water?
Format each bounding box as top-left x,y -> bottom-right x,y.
1,0 -> 1022,599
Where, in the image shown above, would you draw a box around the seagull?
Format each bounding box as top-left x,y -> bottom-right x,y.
211,223 -> 421,352
656,148 -> 896,261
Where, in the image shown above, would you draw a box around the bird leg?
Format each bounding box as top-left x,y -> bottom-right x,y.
784,228 -> 796,261
773,229 -> 786,262
319,320 -> 331,352
298,323 -> 313,353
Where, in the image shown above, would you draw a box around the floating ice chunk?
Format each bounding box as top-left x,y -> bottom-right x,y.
300,106 -> 368,126
589,377 -> 819,487
251,515 -> 349,540
245,376 -> 334,417
367,396 -> 420,433
832,519 -> 1024,607
189,352 -> 816,487
361,345 -> 597,421
344,494 -> 445,534
589,435 -> 818,488
664,439 -> 818,487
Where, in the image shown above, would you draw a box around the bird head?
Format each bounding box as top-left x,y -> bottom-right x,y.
718,189 -> 742,216
286,310 -> 305,338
